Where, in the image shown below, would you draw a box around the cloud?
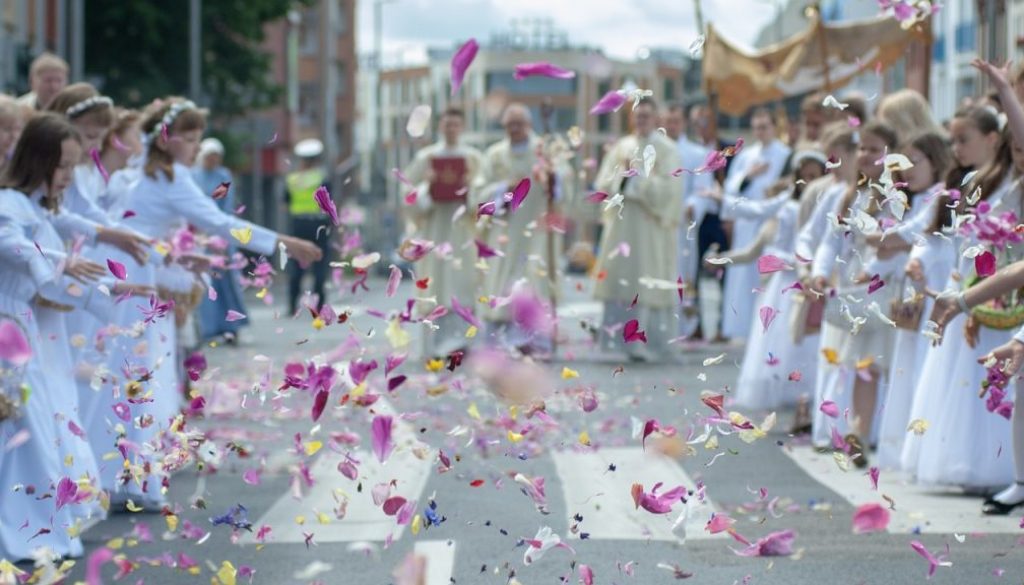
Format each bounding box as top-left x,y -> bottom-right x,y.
357,0 -> 776,64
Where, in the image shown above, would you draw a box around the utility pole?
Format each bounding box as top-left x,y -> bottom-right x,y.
190,0 -> 201,102
70,0 -> 83,80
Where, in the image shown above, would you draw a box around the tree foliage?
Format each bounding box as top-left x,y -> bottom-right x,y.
84,0 -> 315,117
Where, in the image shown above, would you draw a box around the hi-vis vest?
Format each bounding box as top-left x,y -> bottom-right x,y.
286,168 -> 325,215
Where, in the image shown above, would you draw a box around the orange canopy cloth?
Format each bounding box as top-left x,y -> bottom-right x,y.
703,13 -> 926,116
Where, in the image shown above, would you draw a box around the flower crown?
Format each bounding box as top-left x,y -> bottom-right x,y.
65,95 -> 113,118
149,100 -> 197,141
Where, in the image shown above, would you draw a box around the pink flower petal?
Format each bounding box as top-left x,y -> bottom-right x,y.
450,38 -> 479,96
757,254 -> 788,274
733,529 -> 796,557
314,186 -> 340,226
578,564 -> 594,585
450,296 -> 481,329
623,319 -> 647,344
851,502 -> 890,534
0,319 -> 32,366
382,495 -> 406,516
371,415 -> 395,463
508,177 -> 531,213
386,264 -> 402,297
975,250 -> 997,278
112,402 -> 132,422
706,513 -> 736,534
589,90 -> 627,115
513,62 -> 576,80
820,400 -> 840,418
474,239 -> 502,258
868,466 -> 880,490
243,469 -> 262,486
759,306 -> 778,333
311,389 -> 329,422
225,310 -> 247,322
211,181 -> 231,200
86,547 -> 115,585
107,258 -> 127,280
55,476 -> 78,510
90,147 -> 110,183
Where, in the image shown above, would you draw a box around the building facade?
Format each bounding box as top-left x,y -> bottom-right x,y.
357,21 -> 696,214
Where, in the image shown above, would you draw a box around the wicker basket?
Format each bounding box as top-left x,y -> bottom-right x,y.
965,275 -> 1024,330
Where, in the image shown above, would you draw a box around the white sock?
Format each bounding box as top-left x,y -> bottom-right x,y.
993,398 -> 1024,505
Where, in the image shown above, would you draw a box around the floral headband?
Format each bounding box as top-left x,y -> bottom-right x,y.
149,100 -> 197,141
66,95 -> 113,119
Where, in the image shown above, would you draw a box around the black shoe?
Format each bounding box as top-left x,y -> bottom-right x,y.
982,497 -> 1024,515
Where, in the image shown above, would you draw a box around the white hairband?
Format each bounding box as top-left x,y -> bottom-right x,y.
149,100 -> 197,140
65,95 -> 113,118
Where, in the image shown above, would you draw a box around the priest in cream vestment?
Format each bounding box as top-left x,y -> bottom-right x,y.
592,98 -> 684,361
477,103 -> 574,355
402,107 -> 486,356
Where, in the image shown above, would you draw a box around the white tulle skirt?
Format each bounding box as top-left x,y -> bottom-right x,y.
903,313 -> 1014,489
734,271 -> 816,410
0,295 -> 84,561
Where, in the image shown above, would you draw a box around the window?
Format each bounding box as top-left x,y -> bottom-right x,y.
336,61 -> 348,96
956,21 -> 976,53
300,8 -> 320,56
597,80 -> 612,133
485,71 -> 576,96
299,81 -> 320,127
663,78 -> 676,102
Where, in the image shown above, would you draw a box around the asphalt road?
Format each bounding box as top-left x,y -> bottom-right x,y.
52,276 -> 1024,585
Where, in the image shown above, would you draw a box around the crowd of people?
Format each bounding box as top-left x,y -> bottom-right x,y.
398,61 -> 1024,519
0,53 -> 324,562
5,41 -> 1024,566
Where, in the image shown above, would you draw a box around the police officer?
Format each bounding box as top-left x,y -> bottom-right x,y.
286,138 -> 332,314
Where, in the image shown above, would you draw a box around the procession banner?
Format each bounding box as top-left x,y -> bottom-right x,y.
703,14 -> 925,116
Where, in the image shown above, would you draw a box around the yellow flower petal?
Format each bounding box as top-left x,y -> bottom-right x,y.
106,537 -> 125,550
312,317 -> 325,330
255,287 -> 268,299
385,318 -> 410,349
561,367 -> 579,380
822,347 -> 839,365
230,227 -> 252,245
304,440 -> 323,456
295,515 -> 306,525
125,499 -> 143,512
165,513 -> 179,532
213,560 -> 237,585
855,356 -> 874,370
426,384 -> 448,396
907,418 -> 928,435
316,511 -> 331,525
426,358 -> 444,372
578,431 -> 591,446
507,430 -> 524,443
411,513 -> 422,535
465,325 -> 478,338
467,402 -> 481,420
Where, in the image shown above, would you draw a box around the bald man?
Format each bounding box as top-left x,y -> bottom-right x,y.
477,103 -> 573,356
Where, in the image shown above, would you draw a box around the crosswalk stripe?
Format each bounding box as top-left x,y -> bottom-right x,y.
251,396 -> 433,544
414,540 -> 457,585
784,445 -> 1021,534
550,447 -> 721,542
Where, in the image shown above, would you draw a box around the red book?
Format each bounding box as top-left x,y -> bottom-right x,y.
429,157 -> 467,202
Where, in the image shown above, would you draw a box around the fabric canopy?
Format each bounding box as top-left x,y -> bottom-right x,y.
703,13 -> 927,116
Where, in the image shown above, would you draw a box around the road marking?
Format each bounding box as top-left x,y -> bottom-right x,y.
785,445 -> 1021,534
551,447 -> 720,542
252,396 -> 433,543
414,540 -> 456,585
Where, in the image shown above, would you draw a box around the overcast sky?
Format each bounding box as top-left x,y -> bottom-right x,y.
355,0 -> 780,65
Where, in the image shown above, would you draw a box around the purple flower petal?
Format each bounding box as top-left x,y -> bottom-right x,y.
474,239 -> 502,258
371,415 -> 394,463
225,310 -> 247,322
314,186 -> 339,226
450,296 -> 481,328
90,147 -> 110,183
513,62 -> 576,80
107,259 -> 127,280
450,38 -> 479,96
508,177 -> 531,214
311,389 -> 329,422
623,319 -> 647,344
975,250 -> 996,277
759,306 -> 778,333
386,264 -> 402,298
589,90 -> 627,115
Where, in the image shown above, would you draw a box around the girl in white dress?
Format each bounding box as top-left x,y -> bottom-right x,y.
909,124 -> 1021,491
710,152 -> 827,411
901,106 -> 1008,477
810,121 -> 901,468
96,98 -> 322,509
0,114 -> 98,561
870,133 -> 953,469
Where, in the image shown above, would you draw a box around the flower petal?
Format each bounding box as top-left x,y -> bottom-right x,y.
107,259 -> 127,280
450,38 -> 479,96
513,62 -> 576,80
371,415 -> 395,463
0,319 -> 32,366
589,90 -> 627,115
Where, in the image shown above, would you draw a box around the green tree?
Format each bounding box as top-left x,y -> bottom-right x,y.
84,0 -> 314,117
